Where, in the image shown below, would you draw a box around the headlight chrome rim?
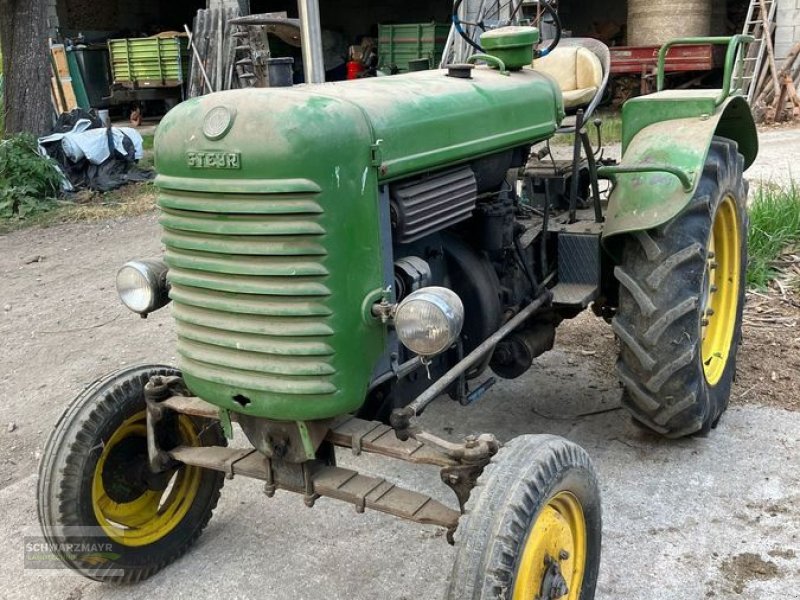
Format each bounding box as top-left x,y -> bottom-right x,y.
394,287 -> 464,357
116,260 -> 170,316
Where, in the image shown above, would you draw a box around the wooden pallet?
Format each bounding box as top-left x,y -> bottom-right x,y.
50,45 -> 78,112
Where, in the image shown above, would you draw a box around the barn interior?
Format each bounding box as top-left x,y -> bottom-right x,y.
53,0 -> 751,45
48,0 -> 755,119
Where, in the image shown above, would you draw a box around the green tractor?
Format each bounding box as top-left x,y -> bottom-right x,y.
37,2 -> 756,597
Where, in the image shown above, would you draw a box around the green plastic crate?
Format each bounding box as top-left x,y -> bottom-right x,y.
108,36 -> 190,89
378,22 -> 450,72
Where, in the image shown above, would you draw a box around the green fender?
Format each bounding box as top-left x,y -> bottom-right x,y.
600,92 -> 757,240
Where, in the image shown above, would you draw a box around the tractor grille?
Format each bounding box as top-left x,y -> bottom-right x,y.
158,184 -> 337,397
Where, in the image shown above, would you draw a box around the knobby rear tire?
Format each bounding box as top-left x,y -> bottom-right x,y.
612,137 -> 748,438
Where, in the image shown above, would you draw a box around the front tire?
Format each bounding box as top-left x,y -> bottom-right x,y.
612,137 -> 747,437
37,365 -> 226,582
446,435 -> 602,600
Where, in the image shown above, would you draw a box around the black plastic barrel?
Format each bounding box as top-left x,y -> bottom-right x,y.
267,57 -> 295,87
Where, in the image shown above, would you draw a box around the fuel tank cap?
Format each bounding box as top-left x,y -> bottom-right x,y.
446,64 -> 475,79
479,26 -> 539,70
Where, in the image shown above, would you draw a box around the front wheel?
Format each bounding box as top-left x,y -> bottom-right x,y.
612,137 -> 748,437
37,365 -> 226,582
445,435 -> 602,600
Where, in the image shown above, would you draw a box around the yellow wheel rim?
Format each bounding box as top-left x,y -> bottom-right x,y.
92,411 -> 202,547
701,195 -> 741,386
512,491 -> 587,600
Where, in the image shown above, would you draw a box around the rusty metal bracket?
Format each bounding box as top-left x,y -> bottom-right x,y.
150,390 -> 497,531
301,462 -> 320,507
221,449 -> 256,479
144,375 -> 189,473
168,445 -> 460,535
441,463 -> 486,512
348,421 -> 384,456
414,430 -> 499,463
328,416 -> 460,466
329,419 -> 498,518
263,455 -> 276,497
161,394 -> 220,419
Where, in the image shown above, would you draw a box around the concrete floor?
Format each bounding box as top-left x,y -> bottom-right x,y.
2,369 -> 798,600
746,126 -> 800,186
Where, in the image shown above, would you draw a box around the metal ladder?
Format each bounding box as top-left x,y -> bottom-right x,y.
735,0 -> 778,102
228,13 -> 302,89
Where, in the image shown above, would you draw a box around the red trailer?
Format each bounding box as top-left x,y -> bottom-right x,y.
610,43 -> 721,94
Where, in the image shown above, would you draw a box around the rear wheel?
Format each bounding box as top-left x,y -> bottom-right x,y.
612,137 -> 747,437
37,365 -> 226,582
446,435 -> 601,600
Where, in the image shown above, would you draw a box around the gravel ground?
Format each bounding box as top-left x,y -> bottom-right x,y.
747,126 -> 800,186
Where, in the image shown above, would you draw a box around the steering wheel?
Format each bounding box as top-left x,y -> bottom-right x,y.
452,0 -> 562,59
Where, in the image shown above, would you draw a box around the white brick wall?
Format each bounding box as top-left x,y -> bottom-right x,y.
775,0 -> 800,60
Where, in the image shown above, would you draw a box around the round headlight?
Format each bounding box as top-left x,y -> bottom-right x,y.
394,287 -> 464,356
116,260 -> 170,316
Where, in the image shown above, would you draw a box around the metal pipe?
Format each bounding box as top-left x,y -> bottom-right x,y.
440,22 -> 455,68
184,24 -> 214,93
568,109 -> 584,224
297,0 -> 326,84
655,35 -> 753,106
540,178 -> 551,280
367,356 -> 424,392
580,130 -> 603,223
404,291 -> 552,417
216,8 -> 224,92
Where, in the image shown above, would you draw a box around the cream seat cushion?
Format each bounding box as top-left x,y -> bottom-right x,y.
534,47 -> 603,109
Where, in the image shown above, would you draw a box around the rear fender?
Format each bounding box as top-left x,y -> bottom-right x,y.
600,95 -> 757,241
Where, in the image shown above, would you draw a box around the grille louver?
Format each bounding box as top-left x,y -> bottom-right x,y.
159,184 -> 337,397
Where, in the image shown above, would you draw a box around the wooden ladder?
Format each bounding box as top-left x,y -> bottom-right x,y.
229,12 -> 301,88
231,25 -> 264,88
735,0 -> 778,103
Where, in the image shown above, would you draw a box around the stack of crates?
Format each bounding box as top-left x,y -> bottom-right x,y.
107,36 -> 190,89
378,23 -> 450,73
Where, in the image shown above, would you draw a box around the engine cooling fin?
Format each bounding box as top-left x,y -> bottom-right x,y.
390,166 -> 477,244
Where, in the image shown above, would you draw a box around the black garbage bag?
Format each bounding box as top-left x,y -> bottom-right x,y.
51,108 -> 104,133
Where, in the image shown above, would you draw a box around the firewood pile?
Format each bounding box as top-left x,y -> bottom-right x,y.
610,76 -> 639,109
751,41 -> 800,124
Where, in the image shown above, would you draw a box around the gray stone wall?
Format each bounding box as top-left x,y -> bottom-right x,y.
775,0 -> 800,60
46,0 -> 60,37
207,0 -> 250,11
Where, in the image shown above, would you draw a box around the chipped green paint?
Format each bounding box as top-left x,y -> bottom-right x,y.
603,94 -> 757,240
154,66 -> 563,421
603,35 -> 758,240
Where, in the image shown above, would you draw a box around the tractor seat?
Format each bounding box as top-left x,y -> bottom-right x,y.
534,46 -> 603,110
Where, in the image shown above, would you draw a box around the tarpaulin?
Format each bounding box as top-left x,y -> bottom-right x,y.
38,109 -> 154,193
